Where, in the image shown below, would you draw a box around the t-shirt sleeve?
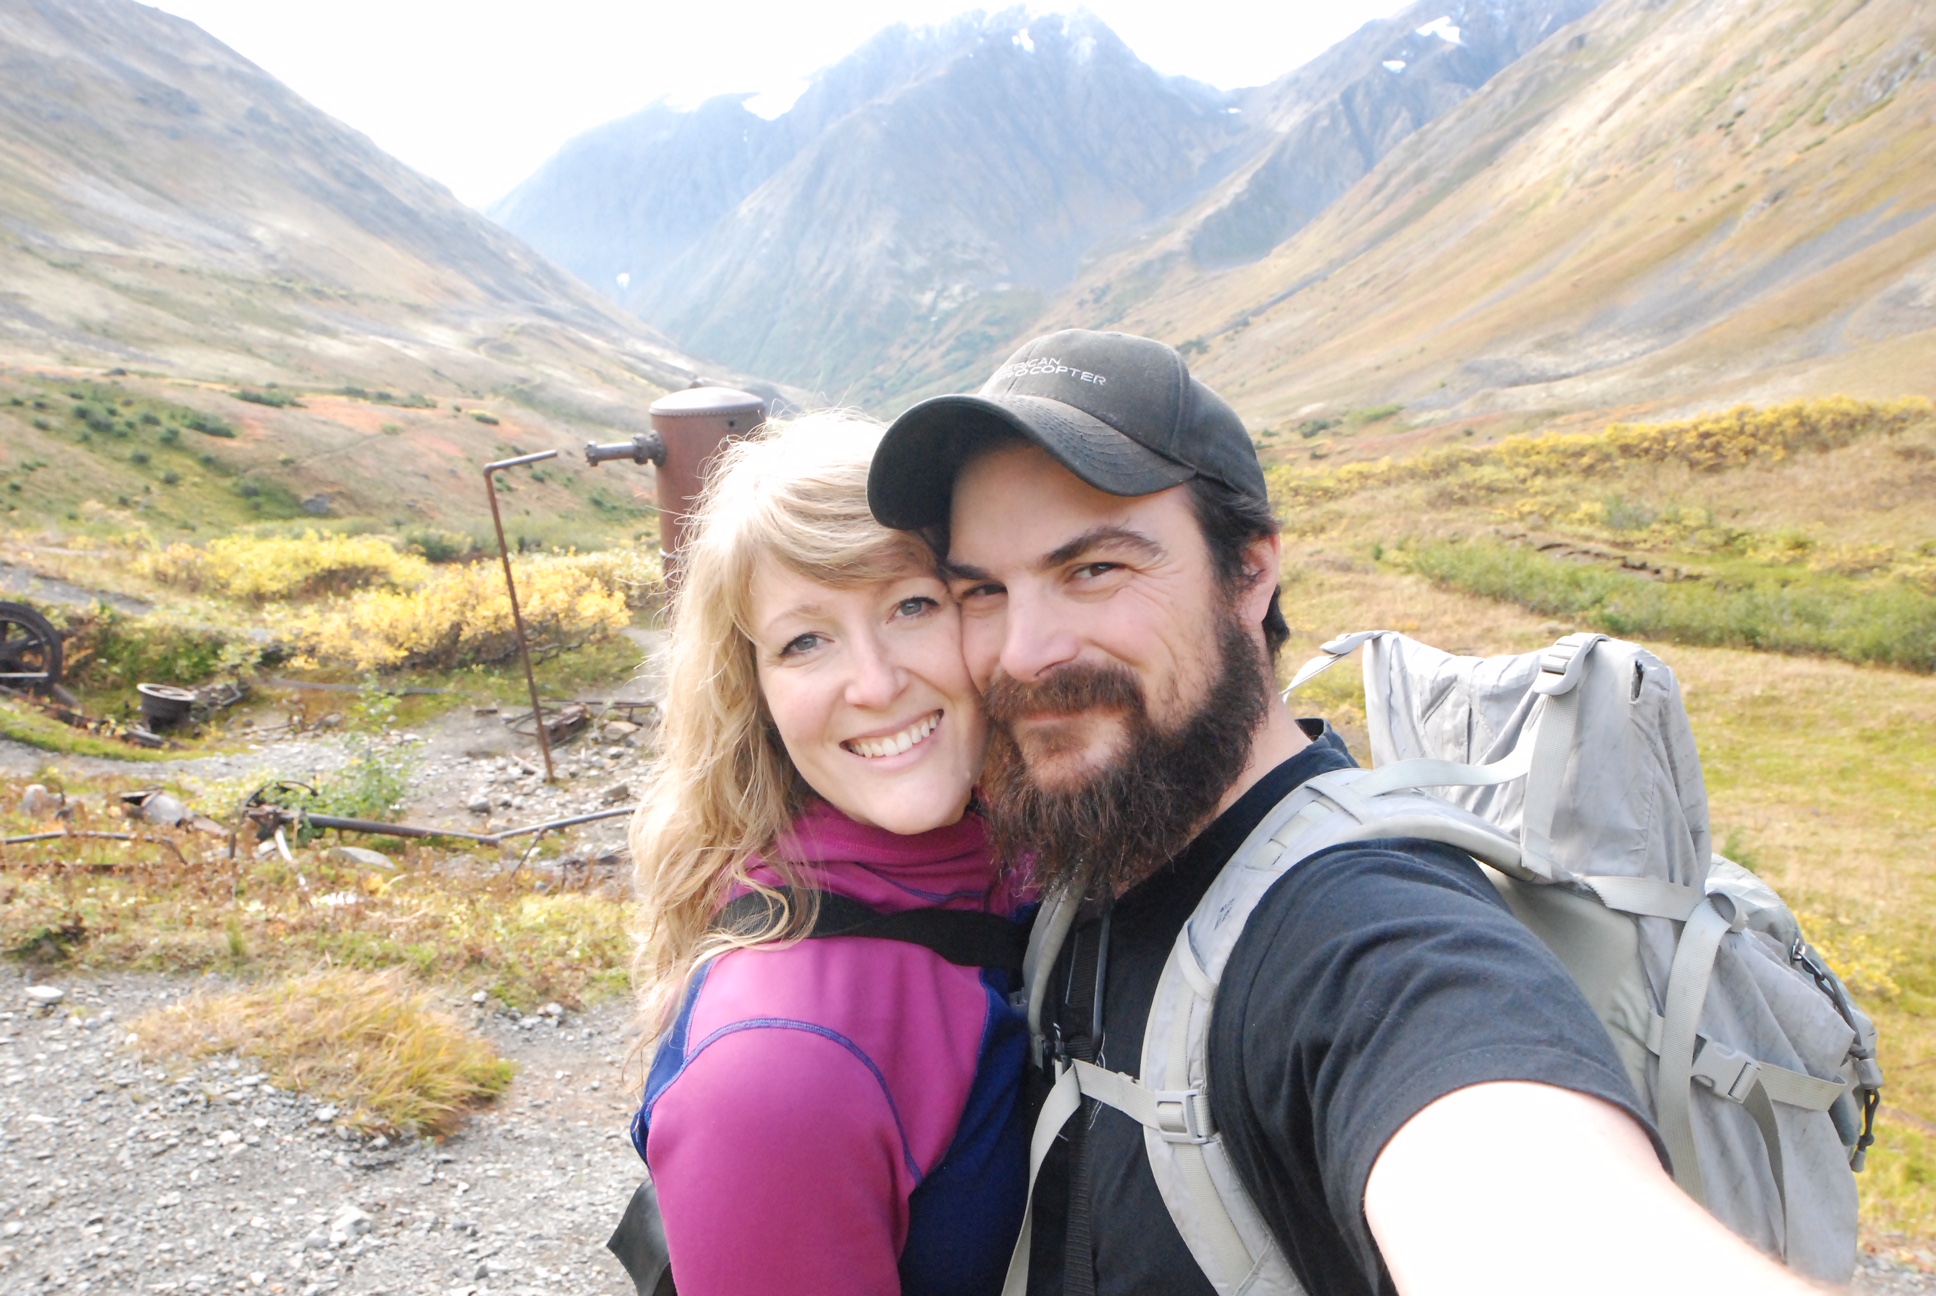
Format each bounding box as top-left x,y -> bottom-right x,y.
1208,840 -> 1659,1295
646,1024 -> 915,1296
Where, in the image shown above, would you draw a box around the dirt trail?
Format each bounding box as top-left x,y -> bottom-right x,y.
2,971 -> 645,1296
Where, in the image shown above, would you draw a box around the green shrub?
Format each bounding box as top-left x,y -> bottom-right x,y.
1397,539 -> 1936,671
182,412 -> 236,438
60,606 -> 260,690
233,388 -> 305,409
404,527 -> 478,563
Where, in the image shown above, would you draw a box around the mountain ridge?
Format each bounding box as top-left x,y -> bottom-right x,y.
494,2 -> 1587,407
0,0 -> 758,430
1041,0 -> 1936,434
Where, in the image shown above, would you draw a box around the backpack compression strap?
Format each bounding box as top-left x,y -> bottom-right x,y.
714,885 -> 1028,979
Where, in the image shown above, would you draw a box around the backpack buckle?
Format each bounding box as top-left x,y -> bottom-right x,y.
1690,1039 -> 1763,1103
1151,1088 -> 1216,1145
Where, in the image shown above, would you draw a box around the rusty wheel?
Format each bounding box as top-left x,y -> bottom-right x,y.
0,601 -> 63,693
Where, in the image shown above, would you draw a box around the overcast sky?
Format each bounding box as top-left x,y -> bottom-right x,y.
145,0 -> 1406,209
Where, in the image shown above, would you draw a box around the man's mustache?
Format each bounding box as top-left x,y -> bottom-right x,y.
983,662 -> 1144,728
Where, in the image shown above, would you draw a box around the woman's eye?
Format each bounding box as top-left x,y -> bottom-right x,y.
894,596 -> 939,619
779,633 -> 823,658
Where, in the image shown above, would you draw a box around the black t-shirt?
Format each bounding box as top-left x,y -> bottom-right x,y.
1026,723 -> 1656,1296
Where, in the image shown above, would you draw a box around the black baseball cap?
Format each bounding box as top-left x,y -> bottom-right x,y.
868,329 -> 1268,530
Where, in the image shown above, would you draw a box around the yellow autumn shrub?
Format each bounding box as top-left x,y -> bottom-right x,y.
135,531 -> 430,601
287,551 -> 642,671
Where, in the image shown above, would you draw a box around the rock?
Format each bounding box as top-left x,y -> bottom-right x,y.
603,720 -> 639,739
24,984 -> 64,1007
328,1204 -> 372,1244
301,494 -> 333,516
313,1104 -> 338,1123
540,1002 -> 563,1018
314,712 -> 344,730
600,781 -> 633,805
470,991 -> 488,1004
329,846 -> 396,870
465,795 -> 492,815
20,783 -> 64,819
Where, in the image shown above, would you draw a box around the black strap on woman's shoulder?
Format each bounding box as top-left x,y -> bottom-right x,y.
714,885 -> 1026,979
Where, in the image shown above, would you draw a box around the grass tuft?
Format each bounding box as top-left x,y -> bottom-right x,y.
131,970 -> 514,1136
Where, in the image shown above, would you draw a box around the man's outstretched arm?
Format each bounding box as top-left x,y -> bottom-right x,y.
1365,1081 -> 1820,1296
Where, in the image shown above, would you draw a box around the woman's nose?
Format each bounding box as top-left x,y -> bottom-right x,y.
843,633 -> 904,708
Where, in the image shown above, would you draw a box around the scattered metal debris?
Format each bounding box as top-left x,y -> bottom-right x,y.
136,682 -> 197,729
239,777 -> 632,849
119,788 -> 226,833
504,701 -> 592,746
138,679 -> 249,730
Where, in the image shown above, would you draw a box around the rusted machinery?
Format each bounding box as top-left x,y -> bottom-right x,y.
0,601 -> 62,693
585,383 -> 768,571
488,382 -> 767,781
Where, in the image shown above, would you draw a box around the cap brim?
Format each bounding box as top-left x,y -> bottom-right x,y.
869,394 -> 1195,530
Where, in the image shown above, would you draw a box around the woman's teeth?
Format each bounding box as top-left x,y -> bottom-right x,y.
844,711 -> 940,759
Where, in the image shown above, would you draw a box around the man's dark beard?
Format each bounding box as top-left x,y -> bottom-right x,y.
980,614 -> 1271,900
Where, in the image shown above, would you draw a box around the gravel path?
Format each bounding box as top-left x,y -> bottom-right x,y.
3,972 -> 1933,1294
2,972 -> 644,1296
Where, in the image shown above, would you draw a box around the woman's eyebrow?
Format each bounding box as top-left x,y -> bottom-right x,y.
1043,525 -> 1164,569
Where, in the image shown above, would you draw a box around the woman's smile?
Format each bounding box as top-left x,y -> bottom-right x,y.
843,709 -> 942,760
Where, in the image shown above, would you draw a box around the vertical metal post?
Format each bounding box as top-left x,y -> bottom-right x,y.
484,450 -> 560,783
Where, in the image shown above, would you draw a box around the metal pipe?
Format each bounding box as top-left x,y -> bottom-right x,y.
483,449 -> 560,782
0,830 -> 186,863
301,805 -> 633,847
486,806 -> 634,843
302,814 -> 498,843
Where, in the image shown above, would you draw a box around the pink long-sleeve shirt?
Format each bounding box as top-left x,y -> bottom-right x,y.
633,801 -> 1028,1296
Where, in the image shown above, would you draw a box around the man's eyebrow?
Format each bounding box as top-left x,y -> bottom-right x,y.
942,559 -> 994,583
1043,525 -> 1165,569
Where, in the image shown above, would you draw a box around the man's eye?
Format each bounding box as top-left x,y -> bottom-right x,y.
1073,562 -> 1121,580
779,633 -> 823,658
958,582 -> 1005,601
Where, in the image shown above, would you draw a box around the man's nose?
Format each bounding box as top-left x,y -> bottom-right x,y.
998,589 -> 1082,684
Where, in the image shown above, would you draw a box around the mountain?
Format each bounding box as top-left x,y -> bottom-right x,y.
0,0 -> 742,430
1039,0 -> 1936,431
494,3 -> 1591,407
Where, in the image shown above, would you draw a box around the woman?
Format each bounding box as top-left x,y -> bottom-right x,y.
628,411 -> 1028,1296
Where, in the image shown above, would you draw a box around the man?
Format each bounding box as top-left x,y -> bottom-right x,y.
867,330 -> 1818,1296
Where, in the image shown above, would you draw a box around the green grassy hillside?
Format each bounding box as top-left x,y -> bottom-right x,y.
0,371 -> 663,552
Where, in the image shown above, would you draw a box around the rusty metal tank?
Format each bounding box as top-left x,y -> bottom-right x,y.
648,384 -> 766,563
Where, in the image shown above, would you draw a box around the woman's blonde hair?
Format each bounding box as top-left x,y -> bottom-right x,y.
629,409 -> 934,1040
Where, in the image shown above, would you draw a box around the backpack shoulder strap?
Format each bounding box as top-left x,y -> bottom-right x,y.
714,886 -> 1027,978
1002,769 -> 1525,1296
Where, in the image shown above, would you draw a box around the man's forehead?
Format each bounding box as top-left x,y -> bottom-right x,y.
947,442 -> 1188,568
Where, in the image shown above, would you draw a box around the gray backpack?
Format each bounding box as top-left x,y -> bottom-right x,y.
1004,632 -> 1882,1294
